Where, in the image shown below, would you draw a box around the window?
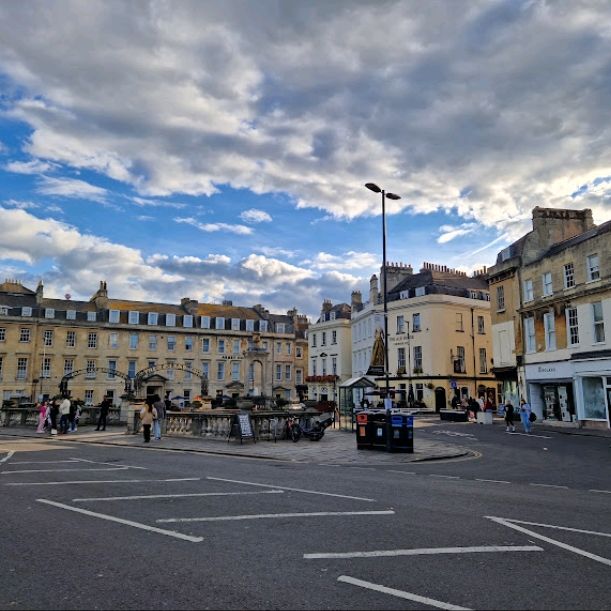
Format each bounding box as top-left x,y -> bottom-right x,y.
479,348 -> 487,373
147,359 -> 156,369
66,309 -> 76,320
84,390 -> 94,406
277,323 -> 286,333
216,361 -> 225,381
129,333 -> 139,350
525,315 -> 536,353
109,310 -> 120,323
456,313 -> 464,331
312,333 -> 317,348
276,364 -> 282,381
286,342 -> 292,355
128,311 -> 140,324
321,358 -> 327,376
455,346 -> 465,373
21,307 -> 32,317
201,361 -> 209,379
215,317 -> 225,330
524,279 -> 534,302
296,369 -> 303,385
330,311 -> 336,321
246,319 -> 254,332
331,331 -> 337,345
397,315 -> 405,334
183,315 -> 193,328
107,360 -> 117,379
167,336 -> 176,351
415,287 -> 425,297
88,332 -> 98,349
15,356 -> 28,380
275,341 -> 282,354
332,357 -> 337,375
593,302 -> 605,343
397,347 -> 406,370
41,357 -> 51,378
87,311 -> 97,322
19,328 -> 31,343
581,377 -> 607,419
185,336 -> 194,352
201,316 -> 210,329
477,316 -> 485,334
166,313 -> 176,327
0,328 -> 4,342
260,320 -> 268,332
321,332 -> 326,346
86,359 -> 96,379
148,335 -> 157,350
184,361 -> 193,380
296,346 -> 303,358
285,364 -> 291,380
217,339 -> 225,354
414,346 -> 423,371
496,286 -> 505,311
311,358 -> 317,376
147,312 -> 158,326
544,311 -> 556,351
564,263 -> 575,289
202,338 -> 210,353
542,272 -> 553,297
231,318 -> 240,330
416,383 -> 424,401
166,360 -> 175,380
127,360 -> 137,378
45,308 -> 55,319
66,331 -> 76,347
43,330 -> 54,346
108,332 -> 118,349
232,339 -> 240,355
63,359 -> 74,376
566,308 -> 579,345
412,313 -> 421,332
231,361 -> 240,381
587,254 -> 600,281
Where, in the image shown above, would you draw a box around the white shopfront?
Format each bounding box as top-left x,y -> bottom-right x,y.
572,356 -> 611,429
523,361 -> 575,422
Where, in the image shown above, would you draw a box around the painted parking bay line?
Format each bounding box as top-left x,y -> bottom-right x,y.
37,499 -> 203,543
0,451 -> 14,464
304,544 -> 543,560
1,466 -> 131,475
73,490 -> 285,503
504,519 -> 611,539
5,477 -> 200,487
338,575 -> 471,611
158,510 -> 395,524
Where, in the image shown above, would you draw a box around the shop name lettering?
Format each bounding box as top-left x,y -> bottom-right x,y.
537,366 -> 556,373
137,363 -> 206,378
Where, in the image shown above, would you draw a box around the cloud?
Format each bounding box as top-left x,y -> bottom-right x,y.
437,223 -> 478,244
3,199 -> 39,210
240,208 -> 272,223
36,176 -> 108,203
5,159 -> 54,174
307,251 -> 378,271
174,216 -> 253,235
255,246 -> 298,259
131,196 -> 187,209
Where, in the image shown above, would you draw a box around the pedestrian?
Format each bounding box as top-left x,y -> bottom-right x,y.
49,399 -> 59,436
504,401 -> 515,432
519,398 -> 532,434
59,396 -> 71,434
69,400 -> 78,432
140,398 -> 157,443
96,396 -> 111,431
152,394 -> 165,440
35,401 -> 47,433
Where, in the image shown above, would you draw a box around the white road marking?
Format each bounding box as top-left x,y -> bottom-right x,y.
486,516 -> 611,568
37,499 -> 203,543
305,544 -> 543,559
388,470 -> 416,476
5,477 -> 200,487
589,489 -> 611,495
9,459 -> 79,465
505,519 -> 611,539
475,479 -> 511,484
206,476 -> 376,502
529,483 -> 569,489
0,451 -> 15,464
1,466 -> 130,475
338,575 -> 471,611
73,490 -> 284,502
72,458 -> 146,470
508,432 -> 551,438
429,474 -> 460,480
158,510 -> 395,524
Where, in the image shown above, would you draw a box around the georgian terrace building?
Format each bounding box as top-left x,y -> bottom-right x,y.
0,279 -> 308,406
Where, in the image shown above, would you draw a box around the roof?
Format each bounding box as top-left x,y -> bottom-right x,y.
543,219 -> 611,259
339,375 -> 377,388
0,281 -> 36,295
388,270 -> 488,301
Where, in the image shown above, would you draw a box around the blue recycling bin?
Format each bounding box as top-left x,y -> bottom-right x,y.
390,414 -> 414,453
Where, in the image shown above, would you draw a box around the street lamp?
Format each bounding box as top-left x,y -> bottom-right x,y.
365,182 -> 401,451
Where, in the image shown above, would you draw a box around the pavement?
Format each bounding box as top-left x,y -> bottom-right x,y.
0,418 -> 474,464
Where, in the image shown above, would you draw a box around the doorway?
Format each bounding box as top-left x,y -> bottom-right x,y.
435,387 -> 446,412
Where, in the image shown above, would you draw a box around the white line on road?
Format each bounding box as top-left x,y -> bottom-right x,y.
475,479 -> 511,484
37,499 -> 203,543
337,575 -> 471,611
72,458 -> 146,470
508,432 -> 551,439
486,516 -> 611,567
505,519 -> 611,539
158,510 -> 395,524
5,477 -> 200,487
206,476 -> 376,502
388,470 -> 416,476
529,483 -> 569,489
8,459 -> 79,465
589,489 -> 611,495
73,490 -> 285,502
1,466 -> 130,475
305,544 -> 543,559
0,451 -> 14,464
429,474 -> 461,479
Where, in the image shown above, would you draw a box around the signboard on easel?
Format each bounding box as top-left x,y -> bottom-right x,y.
228,412 -> 256,444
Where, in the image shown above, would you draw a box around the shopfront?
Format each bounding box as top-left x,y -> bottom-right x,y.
524,361 -> 575,422
572,355 -> 611,429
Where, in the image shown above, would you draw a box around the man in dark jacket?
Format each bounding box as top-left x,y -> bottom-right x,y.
96,396 -> 112,431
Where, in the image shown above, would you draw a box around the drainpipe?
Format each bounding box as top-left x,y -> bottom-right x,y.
471,307 -> 477,397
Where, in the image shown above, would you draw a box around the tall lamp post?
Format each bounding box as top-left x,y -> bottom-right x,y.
365,182 -> 401,452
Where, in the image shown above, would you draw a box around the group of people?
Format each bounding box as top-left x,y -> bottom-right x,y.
504,398 -> 535,434
35,396 -> 78,436
139,394 -> 167,443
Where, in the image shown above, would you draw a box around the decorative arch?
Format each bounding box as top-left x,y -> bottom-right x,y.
134,362 -> 209,397
59,367 -> 133,397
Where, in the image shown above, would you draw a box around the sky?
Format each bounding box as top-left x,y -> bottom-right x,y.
0,1 -> 609,320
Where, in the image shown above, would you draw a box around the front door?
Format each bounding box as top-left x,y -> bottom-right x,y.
435,387 -> 446,412
558,386 -> 571,422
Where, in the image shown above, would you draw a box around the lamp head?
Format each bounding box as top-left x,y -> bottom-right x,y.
365,183 -> 382,193
386,193 -> 401,200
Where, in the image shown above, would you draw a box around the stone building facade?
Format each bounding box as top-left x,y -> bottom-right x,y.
0,279 -> 308,406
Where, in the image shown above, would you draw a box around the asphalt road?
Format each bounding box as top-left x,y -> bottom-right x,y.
0,423 -> 609,610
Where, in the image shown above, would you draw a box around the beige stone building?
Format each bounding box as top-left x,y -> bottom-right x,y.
0,279 -> 308,407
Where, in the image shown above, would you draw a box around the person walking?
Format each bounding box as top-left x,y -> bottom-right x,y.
152,394 -> 165,440
49,399 -> 59,436
140,398 -> 157,443
519,398 -> 532,434
69,400 -> 78,432
504,401 -> 516,432
96,396 -> 111,431
35,401 -> 48,433
58,396 -> 71,434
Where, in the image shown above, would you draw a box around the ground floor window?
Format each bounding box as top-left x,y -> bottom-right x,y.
581,377 -> 607,420
84,390 -> 94,405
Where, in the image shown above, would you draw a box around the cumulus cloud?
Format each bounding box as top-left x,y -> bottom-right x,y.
174,216 -> 253,235
36,176 -> 108,203
306,251 -> 379,270
240,208 -> 272,223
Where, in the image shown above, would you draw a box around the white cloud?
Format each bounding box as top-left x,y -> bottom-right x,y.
174,216 -> 252,235
241,254 -> 314,284
36,176 -> 108,203
3,199 -> 39,210
256,246 -> 298,259
5,159 -> 54,174
131,196 -> 187,209
437,223 -> 478,244
240,208 -> 272,223
307,251 -> 378,270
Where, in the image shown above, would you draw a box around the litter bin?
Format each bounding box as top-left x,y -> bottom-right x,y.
356,411 -> 371,450
390,414 -> 414,453
370,410 -> 388,450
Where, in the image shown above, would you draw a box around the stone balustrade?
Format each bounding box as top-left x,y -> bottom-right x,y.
0,406 -> 122,427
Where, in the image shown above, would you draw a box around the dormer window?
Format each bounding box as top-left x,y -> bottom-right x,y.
215,317 -> 225,330
21,307 -> 32,317
183,315 -> 193,328
415,287 -> 425,297
246,319 -> 254,331
166,313 -> 176,327
128,311 -> 139,324
329,311 -> 336,321
201,316 -> 210,329
260,320 -> 268,332
66,309 -> 76,320
109,310 -> 120,323
277,322 -> 286,333
147,312 -> 158,326
232,318 -> 240,330
87,311 -> 97,322
45,308 -> 55,319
